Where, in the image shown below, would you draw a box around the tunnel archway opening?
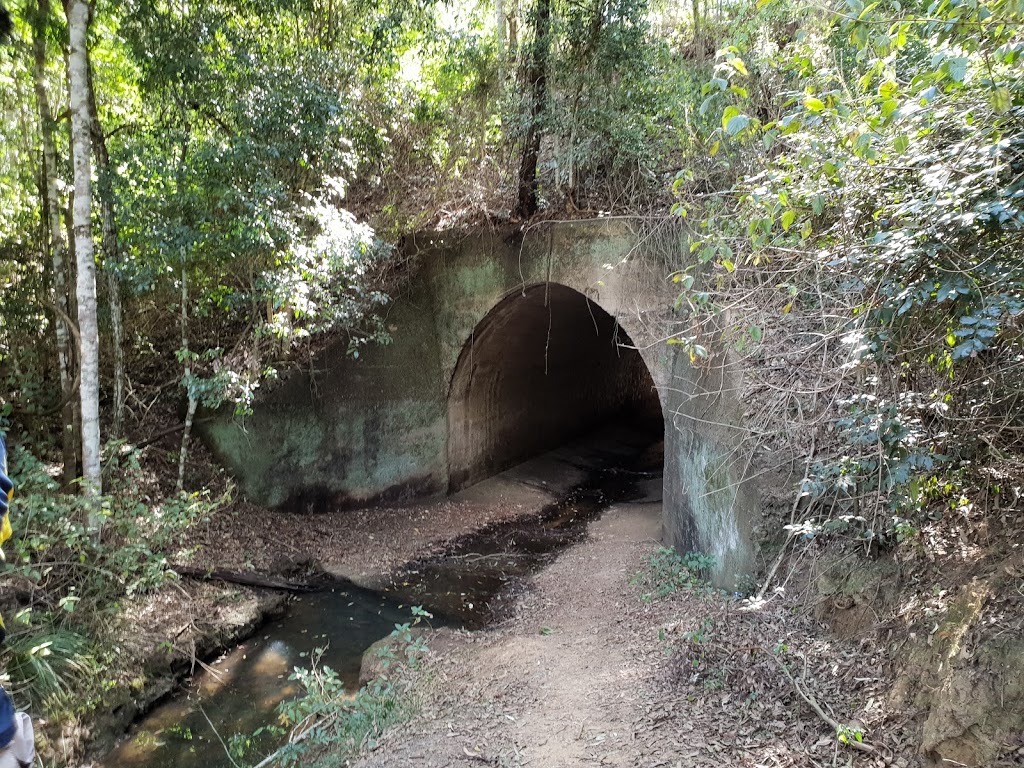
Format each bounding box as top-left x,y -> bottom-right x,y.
447,283 -> 663,492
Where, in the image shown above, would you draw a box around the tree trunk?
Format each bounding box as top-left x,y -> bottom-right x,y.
86,51 -> 126,439
692,0 -> 703,61
106,269 -> 125,438
496,0 -> 506,76
67,0 -> 101,495
508,0 -> 519,54
176,248 -> 196,494
32,0 -> 78,487
515,0 -> 551,219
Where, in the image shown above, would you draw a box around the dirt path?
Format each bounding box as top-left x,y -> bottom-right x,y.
356,500 -> 684,767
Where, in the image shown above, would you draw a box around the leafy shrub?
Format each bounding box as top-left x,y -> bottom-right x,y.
1,614 -> 101,714
237,607 -> 433,768
0,443 -> 222,715
633,548 -> 717,601
673,0 -> 1024,541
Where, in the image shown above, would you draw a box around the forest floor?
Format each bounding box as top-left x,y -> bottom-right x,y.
88,441 -> 1024,768
351,500 -> 922,768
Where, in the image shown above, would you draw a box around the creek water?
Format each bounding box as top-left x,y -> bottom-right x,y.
102,434 -> 662,768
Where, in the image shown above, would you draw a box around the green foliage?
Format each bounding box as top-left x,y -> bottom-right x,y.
837,722 -> 866,746
676,0 -> 1024,538
632,548 -> 716,601
1,616 -> 98,712
9,444 -> 219,599
236,607 -> 433,768
0,443 -> 222,716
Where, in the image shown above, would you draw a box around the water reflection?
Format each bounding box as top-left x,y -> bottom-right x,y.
103,588 -> 413,768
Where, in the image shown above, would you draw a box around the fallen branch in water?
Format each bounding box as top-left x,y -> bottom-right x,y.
171,565 -> 316,593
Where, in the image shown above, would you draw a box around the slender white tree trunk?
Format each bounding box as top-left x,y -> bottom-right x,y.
86,53 -> 126,438
67,0 -> 101,495
32,0 -> 78,486
496,0 -> 506,73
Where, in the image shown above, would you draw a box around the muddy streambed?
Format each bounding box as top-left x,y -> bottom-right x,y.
103,441 -> 662,767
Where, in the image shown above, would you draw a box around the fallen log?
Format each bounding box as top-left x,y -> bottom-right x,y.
171,565 -> 317,593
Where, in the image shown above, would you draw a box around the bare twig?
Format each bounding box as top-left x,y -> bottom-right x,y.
761,647 -> 877,755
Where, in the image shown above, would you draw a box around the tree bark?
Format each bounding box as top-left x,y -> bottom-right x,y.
515,0 -> 551,219
692,0 -> 703,61
171,565 -> 316,593
32,0 -> 78,487
508,0 -> 519,54
67,0 -> 101,495
176,247 -> 196,494
106,268 -> 125,438
85,51 -> 126,439
496,0 -> 506,77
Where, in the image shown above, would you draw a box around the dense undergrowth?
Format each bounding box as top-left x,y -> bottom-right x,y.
674,0 -> 1024,548
662,0 -> 1024,759
0,439 -> 223,754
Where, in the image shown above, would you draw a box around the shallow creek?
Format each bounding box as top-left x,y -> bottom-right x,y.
103,437 -> 662,767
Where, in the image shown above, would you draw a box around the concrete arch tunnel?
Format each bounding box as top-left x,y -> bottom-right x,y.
447,283 -> 663,491
200,221 -> 761,589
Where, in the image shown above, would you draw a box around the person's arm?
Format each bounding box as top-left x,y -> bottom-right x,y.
0,433 -> 11,646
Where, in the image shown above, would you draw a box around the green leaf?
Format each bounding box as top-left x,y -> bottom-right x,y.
722,105 -> 741,131
781,210 -> 796,231
804,96 -> 826,112
725,113 -> 751,137
728,57 -> 749,76
893,134 -> 909,153
945,57 -> 968,84
699,94 -> 718,116
991,86 -> 1012,113
878,80 -> 898,99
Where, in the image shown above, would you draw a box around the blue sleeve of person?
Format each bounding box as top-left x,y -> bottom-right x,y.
0,434 -> 11,642
0,693 -> 14,751
0,432 -> 11,530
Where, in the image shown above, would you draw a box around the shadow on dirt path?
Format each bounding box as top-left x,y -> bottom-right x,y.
356,500 -> 673,767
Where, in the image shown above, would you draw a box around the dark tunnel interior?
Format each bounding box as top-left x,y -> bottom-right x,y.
447,283 -> 663,491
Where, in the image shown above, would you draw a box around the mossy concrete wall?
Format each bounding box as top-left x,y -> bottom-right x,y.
200,220 -> 761,588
